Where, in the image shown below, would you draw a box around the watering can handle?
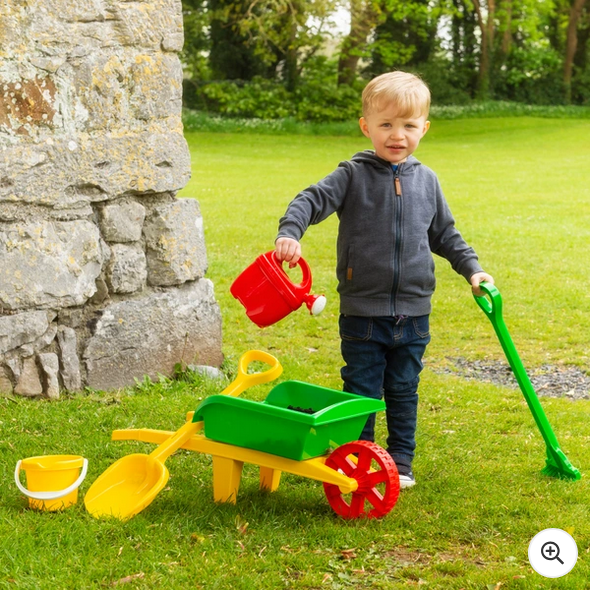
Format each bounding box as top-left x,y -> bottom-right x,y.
273,252 -> 312,293
294,256 -> 312,292
14,458 -> 88,501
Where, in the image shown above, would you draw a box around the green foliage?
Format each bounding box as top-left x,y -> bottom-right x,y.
181,0 -> 210,80
429,100 -> 590,119
199,77 -> 293,119
293,59 -> 363,121
493,42 -> 564,105
187,58 -> 364,122
414,60 -> 474,106
208,0 -> 278,81
181,108 -> 363,135
181,0 -> 590,112
573,64 -> 590,105
205,0 -> 339,89
367,0 -> 438,77
181,101 -> 590,137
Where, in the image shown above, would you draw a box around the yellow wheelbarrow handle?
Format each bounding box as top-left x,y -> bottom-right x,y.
220,350 -> 282,398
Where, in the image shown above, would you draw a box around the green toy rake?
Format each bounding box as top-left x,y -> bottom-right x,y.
474,283 -> 581,481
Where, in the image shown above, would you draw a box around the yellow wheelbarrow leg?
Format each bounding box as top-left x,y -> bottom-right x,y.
212,456 -> 244,503
184,411 -> 282,492
259,466 -> 281,492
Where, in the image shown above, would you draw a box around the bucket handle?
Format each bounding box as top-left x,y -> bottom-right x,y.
14,458 -> 88,501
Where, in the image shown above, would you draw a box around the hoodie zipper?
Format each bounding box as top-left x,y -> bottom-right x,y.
391,165 -> 403,315
394,175 -> 402,197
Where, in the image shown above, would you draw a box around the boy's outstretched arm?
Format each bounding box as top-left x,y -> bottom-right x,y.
470,271 -> 494,296
275,237 -> 301,268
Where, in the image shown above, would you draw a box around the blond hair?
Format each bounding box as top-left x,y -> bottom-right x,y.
362,71 -> 431,118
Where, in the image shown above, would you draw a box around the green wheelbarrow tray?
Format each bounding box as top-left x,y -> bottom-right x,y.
474,282 -> 581,481
193,381 -> 385,461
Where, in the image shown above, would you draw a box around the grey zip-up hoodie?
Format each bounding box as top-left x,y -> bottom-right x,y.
277,150 -> 483,317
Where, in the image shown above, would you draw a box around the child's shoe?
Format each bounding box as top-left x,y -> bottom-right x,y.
397,467 -> 415,489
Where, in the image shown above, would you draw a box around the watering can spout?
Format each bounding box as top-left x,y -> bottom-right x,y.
304,293 -> 326,316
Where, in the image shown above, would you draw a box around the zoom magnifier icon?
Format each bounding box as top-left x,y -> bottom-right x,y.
529,529 -> 577,578
541,541 -> 564,565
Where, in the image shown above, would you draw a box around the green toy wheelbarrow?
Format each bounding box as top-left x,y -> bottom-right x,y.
88,351 -> 402,521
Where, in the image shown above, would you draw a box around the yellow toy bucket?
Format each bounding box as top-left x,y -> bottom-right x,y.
14,455 -> 88,511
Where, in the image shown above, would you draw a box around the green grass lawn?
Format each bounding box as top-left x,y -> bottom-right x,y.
1,118 -> 590,589
182,117 -> 590,370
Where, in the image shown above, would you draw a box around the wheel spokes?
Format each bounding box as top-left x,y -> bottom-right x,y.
349,491 -> 366,518
328,450 -> 356,475
364,487 -> 386,512
356,448 -> 372,472
323,441 -> 399,519
367,468 -> 389,487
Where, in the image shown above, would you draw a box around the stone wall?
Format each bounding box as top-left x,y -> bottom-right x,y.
0,0 -> 223,396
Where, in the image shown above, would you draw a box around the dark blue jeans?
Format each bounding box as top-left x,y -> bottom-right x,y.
339,314 -> 430,472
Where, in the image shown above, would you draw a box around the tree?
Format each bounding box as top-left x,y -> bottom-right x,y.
226,0 -> 338,90
208,0 -> 280,80
470,0 -> 496,98
564,0 -> 588,102
368,0 -> 438,76
337,0 -> 387,86
181,0 -> 210,80
178,0 -> 590,109
453,0 -> 559,100
448,0 -> 479,96
493,0 -> 564,104
573,4 -> 590,95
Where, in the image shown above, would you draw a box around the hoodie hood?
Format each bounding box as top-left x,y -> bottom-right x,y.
350,150 -> 422,171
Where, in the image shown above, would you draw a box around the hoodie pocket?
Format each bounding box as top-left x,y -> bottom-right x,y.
345,244 -> 354,282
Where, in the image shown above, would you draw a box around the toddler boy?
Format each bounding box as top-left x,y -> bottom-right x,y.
275,71 -> 494,488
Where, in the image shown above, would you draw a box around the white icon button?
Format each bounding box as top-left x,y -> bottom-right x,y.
528,529 -> 577,578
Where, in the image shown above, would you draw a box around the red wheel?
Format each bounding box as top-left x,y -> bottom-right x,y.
323,440 -> 400,519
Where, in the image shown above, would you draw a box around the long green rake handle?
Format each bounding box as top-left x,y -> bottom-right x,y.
474,282 -> 580,481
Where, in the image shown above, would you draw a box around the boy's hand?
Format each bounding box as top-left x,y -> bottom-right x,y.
275,237 -> 301,268
470,272 -> 494,296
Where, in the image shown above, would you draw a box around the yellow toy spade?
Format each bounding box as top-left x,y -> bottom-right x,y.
84,351 -> 282,520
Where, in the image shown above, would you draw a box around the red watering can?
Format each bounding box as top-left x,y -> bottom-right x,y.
230,251 -> 326,328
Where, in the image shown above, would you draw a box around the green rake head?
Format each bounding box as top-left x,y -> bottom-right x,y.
543,449 -> 581,481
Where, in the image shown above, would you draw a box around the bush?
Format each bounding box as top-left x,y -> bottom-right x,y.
182,102 -> 590,137
572,66 -> 590,106
416,60 -> 474,106
493,44 -> 565,105
184,58 -> 363,122
198,78 -> 293,119
294,83 -> 361,122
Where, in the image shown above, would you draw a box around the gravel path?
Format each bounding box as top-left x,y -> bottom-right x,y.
432,358 -> 590,401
